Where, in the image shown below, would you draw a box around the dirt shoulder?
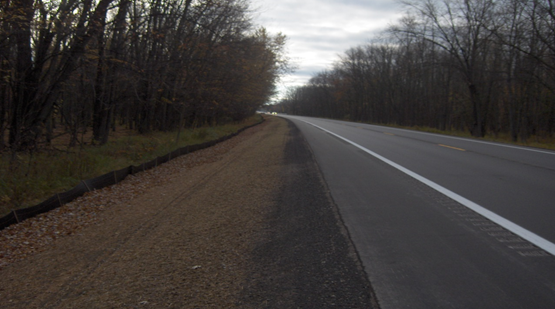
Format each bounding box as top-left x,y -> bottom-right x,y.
0,117 -> 376,308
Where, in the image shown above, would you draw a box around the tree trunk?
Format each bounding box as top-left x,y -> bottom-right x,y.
8,0 -> 37,150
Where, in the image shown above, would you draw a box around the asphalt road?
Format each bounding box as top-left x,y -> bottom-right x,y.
282,115 -> 555,309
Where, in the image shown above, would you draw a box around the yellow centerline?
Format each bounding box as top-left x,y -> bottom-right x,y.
439,144 -> 466,151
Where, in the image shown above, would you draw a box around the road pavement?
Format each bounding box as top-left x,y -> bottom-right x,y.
282,115 -> 555,309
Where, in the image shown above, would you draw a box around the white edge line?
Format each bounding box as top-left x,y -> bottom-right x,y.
302,120 -> 555,256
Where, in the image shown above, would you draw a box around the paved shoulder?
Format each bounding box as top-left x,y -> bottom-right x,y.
240,119 -> 378,308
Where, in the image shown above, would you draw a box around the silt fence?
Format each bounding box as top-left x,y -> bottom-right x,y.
0,119 -> 263,231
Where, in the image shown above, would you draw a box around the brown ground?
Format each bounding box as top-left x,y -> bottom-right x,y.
0,116 -> 376,308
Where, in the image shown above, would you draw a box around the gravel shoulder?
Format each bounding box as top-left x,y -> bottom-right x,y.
0,117 -> 376,308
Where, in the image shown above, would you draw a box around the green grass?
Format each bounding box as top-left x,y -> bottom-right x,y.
0,115 -> 262,216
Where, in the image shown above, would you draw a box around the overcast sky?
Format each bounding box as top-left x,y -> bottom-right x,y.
251,0 -> 404,101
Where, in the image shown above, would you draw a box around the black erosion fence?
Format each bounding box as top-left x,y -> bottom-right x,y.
0,118 -> 264,231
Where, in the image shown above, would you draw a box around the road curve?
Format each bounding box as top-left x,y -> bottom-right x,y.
282,115 -> 555,309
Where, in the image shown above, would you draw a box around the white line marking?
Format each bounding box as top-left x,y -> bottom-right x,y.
302,120 -> 555,256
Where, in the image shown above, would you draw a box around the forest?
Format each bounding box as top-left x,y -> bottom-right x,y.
277,0 -> 555,142
0,0 -> 288,152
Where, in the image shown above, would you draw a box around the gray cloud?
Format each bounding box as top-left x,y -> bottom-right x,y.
252,0 -> 403,99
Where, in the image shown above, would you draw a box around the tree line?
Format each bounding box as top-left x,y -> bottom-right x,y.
0,0 -> 288,151
278,0 -> 555,141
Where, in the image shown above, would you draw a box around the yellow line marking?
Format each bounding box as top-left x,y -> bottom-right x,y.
384,132 -> 395,136
439,144 -> 466,151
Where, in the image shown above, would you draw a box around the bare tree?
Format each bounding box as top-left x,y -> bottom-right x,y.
397,0 -> 498,136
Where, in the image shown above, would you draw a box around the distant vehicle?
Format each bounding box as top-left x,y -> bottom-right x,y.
272,112 -> 277,115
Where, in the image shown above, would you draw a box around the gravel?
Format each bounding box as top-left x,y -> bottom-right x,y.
0,117 -> 377,308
